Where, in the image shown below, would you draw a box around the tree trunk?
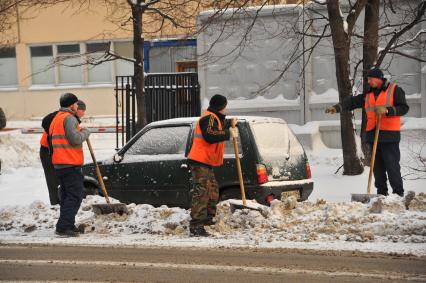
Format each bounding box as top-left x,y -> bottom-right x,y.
361,0 -> 379,165
132,3 -> 147,131
327,1 -> 364,175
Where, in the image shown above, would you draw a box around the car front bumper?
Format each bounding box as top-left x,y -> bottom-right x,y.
247,179 -> 314,204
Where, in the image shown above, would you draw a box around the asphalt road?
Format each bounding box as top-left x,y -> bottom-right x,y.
0,244 -> 425,282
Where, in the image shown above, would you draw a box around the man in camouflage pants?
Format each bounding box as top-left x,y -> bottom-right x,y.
187,94 -> 238,236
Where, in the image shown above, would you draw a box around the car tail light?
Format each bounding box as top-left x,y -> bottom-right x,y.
256,164 -> 268,184
265,194 -> 275,204
306,162 -> 312,178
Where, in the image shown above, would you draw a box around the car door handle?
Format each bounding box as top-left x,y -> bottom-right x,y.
181,163 -> 188,169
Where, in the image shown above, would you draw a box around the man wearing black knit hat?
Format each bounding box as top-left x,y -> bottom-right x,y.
325,68 -> 409,197
187,94 -> 238,236
49,93 -> 90,237
40,98 -> 87,206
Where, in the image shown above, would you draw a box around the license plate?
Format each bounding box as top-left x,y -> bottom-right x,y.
281,190 -> 300,200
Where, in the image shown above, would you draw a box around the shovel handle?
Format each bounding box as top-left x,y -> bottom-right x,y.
367,114 -> 382,195
87,138 -> 111,204
232,124 -> 247,206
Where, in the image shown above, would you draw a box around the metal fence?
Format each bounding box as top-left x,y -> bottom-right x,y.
115,72 -> 200,148
145,72 -> 200,123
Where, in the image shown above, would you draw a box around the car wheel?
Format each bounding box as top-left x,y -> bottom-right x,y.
219,187 -> 242,201
0,107 -> 6,130
83,183 -> 99,197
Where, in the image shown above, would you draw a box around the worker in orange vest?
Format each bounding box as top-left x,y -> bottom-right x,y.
326,68 -> 409,196
40,100 -> 86,205
187,94 -> 238,236
49,93 -> 90,237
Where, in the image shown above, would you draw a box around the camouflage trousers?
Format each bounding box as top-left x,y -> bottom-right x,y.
189,165 -> 219,229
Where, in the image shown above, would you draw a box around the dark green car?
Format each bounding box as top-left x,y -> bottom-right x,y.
82,117 -> 313,208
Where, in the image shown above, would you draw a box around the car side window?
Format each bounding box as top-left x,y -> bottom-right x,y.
126,126 -> 190,155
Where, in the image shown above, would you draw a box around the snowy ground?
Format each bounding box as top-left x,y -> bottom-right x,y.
0,118 -> 425,256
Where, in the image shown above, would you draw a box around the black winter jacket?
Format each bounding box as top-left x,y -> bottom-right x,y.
334,79 -> 409,143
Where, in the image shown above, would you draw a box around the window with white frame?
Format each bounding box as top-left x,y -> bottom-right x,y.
30,46 -> 55,85
28,41 -> 135,86
57,44 -> 82,84
86,42 -> 112,83
0,46 -> 18,87
114,41 -> 134,76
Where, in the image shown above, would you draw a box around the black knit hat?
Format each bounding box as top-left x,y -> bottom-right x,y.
77,100 -> 86,111
367,68 -> 384,79
209,94 -> 227,111
60,93 -> 78,108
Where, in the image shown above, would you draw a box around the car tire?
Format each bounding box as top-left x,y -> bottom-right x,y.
83,183 -> 99,197
219,187 -> 242,201
0,107 -> 6,130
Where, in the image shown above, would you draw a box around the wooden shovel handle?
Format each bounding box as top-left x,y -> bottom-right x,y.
367,114 -> 382,195
87,138 -> 111,204
232,125 -> 247,206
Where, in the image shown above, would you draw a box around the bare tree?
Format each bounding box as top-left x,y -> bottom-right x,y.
0,0 -> 71,44
197,0 -> 425,175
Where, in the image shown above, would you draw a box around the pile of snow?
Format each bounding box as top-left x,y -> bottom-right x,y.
0,196 -> 190,236
1,194 -> 425,247
0,133 -> 39,170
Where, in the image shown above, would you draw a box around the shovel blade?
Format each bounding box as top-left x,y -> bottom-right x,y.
351,194 -> 379,203
92,203 -> 128,215
228,199 -> 266,212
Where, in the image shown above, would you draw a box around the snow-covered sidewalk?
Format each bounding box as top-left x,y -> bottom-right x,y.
0,194 -> 425,256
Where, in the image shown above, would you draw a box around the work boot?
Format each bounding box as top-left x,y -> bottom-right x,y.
55,228 -> 79,237
73,225 -> 85,234
190,226 -> 210,237
204,218 -> 215,226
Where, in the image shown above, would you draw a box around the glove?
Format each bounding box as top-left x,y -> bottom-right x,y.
374,106 -> 388,115
81,128 -> 91,137
230,118 -> 238,127
325,106 -> 337,114
230,127 -> 238,139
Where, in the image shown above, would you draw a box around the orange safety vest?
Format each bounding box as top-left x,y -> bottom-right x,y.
188,111 -> 225,167
49,111 -> 84,166
364,83 -> 400,132
40,131 -> 48,148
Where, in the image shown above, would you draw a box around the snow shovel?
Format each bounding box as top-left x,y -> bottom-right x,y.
351,115 -> 381,203
86,138 -> 128,215
228,124 -> 264,212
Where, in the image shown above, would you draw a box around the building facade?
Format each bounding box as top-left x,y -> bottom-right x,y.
0,2 -> 197,119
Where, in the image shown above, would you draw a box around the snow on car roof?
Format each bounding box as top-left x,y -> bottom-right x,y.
148,116 -> 287,127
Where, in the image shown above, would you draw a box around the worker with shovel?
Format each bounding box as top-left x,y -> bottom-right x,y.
187,94 -> 238,237
49,93 -> 90,237
40,100 -> 86,205
325,68 -> 409,197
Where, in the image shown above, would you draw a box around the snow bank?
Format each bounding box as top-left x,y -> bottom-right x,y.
0,133 -> 39,170
213,193 -> 426,244
1,194 -> 425,255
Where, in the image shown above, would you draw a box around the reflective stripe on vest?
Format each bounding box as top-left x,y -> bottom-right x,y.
364,83 -> 400,132
49,111 -> 84,165
40,131 -> 49,148
188,111 -> 225,167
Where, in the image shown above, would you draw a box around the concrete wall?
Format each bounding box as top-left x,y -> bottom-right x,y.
197,2 -> 426,125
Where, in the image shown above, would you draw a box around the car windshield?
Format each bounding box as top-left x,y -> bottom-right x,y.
250,122 -> 304,161
126,126 -> 190,156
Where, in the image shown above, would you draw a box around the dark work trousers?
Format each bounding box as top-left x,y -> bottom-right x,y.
189,165 -> 219,229
55,166 -> 84,231
371,142 -> 404,196
39,146 -> 60,205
